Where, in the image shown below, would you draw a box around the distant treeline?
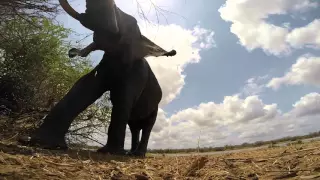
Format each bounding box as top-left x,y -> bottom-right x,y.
148,131 -> 320,154
70,130 -> 320,153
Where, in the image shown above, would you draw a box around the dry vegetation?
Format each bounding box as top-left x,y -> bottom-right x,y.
0,140 -> 320,180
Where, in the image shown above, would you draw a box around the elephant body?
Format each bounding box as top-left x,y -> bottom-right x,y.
19,52 -> 162,157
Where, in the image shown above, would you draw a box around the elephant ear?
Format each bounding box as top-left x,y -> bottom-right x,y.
141,35 -> 177,57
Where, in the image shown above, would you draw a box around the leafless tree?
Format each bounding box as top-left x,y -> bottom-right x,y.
0,0 -> 61,24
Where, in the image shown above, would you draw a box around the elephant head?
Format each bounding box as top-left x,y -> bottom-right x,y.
59,0 -> 177,58
59,0 -> 119,33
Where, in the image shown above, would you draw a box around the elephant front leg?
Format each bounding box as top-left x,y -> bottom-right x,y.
68,42 -> 97,58
18,67 -> 107,150
97,105 -> 130,155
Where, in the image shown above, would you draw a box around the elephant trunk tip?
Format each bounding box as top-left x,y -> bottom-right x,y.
165,50 -> 177,57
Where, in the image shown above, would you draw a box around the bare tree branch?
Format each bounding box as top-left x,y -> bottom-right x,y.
0,0 -> 60,24
135,0 -> 186,26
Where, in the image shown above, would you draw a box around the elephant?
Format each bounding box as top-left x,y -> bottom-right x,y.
19,52 -> 162,157
18,0 -> 177,157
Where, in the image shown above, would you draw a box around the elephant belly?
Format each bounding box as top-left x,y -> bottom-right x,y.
130,69 -> 162,120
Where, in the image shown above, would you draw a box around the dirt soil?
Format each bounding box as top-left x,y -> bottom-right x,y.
0,140 -> 320,180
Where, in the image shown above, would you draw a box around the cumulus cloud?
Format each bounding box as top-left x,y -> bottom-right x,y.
218,0 -> 319,56
146,92 -> 320,149
289,92 -> 320,117
286,19 -> 320,49
240,75 -> 269,96
150,94 -> 281,148
152,108 -> 169,133
139,23 -> 215,106
170,95 -> 280,126
267,55 -> 320,90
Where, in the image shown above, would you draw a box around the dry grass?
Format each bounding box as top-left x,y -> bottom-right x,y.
0,141 -> 320,180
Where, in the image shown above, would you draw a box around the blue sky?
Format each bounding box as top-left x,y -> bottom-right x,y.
57,0 -> 320,149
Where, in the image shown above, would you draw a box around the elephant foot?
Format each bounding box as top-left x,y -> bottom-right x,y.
127,151 -> 146,158
96,146 -> 127,156
18,135 -> 68,151
164,50 -> 177,57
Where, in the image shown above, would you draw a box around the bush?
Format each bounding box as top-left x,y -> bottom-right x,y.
0,17 -> 111,146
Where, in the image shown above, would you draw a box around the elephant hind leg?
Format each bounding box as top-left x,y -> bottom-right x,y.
128,124 -> 141,153
131,108 -> 158,157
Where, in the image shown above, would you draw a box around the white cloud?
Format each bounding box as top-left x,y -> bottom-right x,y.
289,92 -> 320,117
240,75 -> 269,96
218,0 -> 319,56
267,55 -> 320,90
286,19 -> 320,49
152,108 -> 169,133
169,95 -> 280,126
145,92 -> 320,149
148,95 -> 281,149
192,26 -> 216,49
139,23 -> 215,106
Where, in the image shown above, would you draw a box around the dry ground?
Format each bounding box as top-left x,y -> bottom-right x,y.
0,140 -> 320,180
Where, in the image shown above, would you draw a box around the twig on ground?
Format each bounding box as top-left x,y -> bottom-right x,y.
251,160 -> 262,170
44,160 -> 76,167
294,146 -> 320,153
2,132 -> 18,142
264,169 -> 313,172
184,156 -> 208,176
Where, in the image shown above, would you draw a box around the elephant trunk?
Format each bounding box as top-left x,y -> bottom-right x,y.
58,0 -> 80,20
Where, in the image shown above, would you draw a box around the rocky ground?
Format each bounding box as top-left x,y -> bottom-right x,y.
0,140 -> 320,180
